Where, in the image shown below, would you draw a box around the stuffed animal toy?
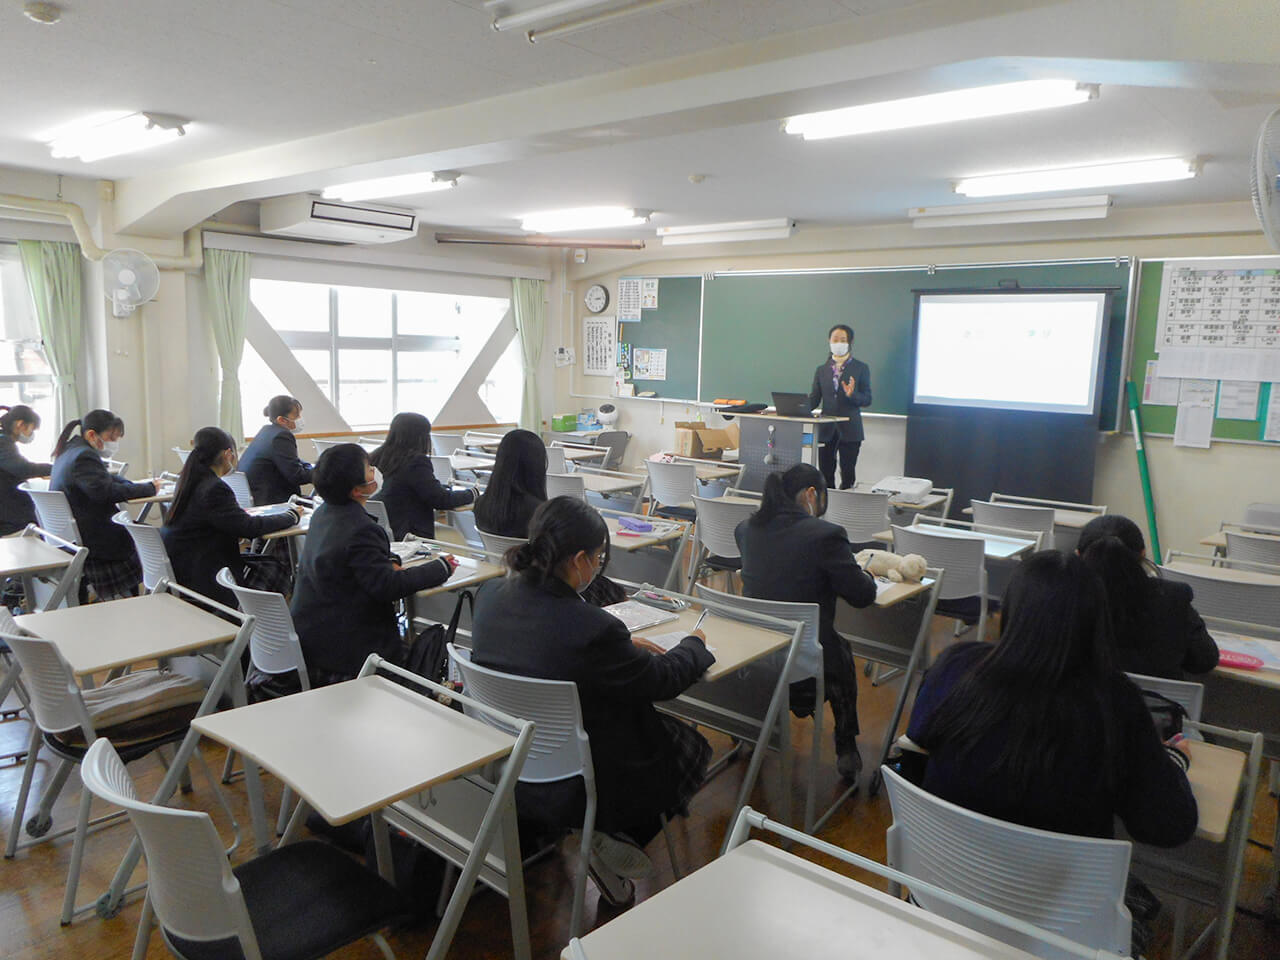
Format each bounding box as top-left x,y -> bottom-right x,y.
855,549 -> 927,583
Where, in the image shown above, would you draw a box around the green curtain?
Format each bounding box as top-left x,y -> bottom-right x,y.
511,277 -> 546,432
203,249 -> 251,439
17,240 -> 83,422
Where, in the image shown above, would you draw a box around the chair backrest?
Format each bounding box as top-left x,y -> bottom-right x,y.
545,473 -> 586,501
971,500 -> 1056,550
692,496 -> 754,560
216,568 -> 308,681
931,487 -> 956,518
312,438 -> 345,456
448,644 -> 590,784
594,431 -> 629,471
882,766 -> 1131,960
21,485 -> 81,545
645,459 -> 698,508
364,499 -> 392,535
478,530 -> 526,556
429,455 -> 454,482
1,632 -> 91,735
450,509 -> 484,548
431,433 -> 464,457
1224,530 -> 1280,566
79,739 -> 258,950
693,582 -> 820,681
112,511 -> 175,592
544,446 -> 567,474
891,525 -> 985,600
1160,562 -> 1280,629
172,446 -> 190,466
105,458 -> 129,477
1125,671 -> 1204,738
1242,502 -> 1280,532
825,489 -> 890,543
221,471 -> 252,510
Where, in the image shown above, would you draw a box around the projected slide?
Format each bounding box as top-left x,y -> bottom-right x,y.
913,292 -> 1107,415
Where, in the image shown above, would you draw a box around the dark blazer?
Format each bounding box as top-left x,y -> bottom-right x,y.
735,505 -> 876,650
472,574 -> 714,829
473,490 -> 544,538
161,472 -> 297,607
291,499 -> 451,679
50,438 -> 155,561
1114,578 -> 1219,681
372,457 -> 475,540
807,356 -> 872,442
240,423 -> 313,506
0,433 -> 51,535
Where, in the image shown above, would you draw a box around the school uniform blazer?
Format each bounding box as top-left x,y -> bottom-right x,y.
161,472 -> 298,607
50,438 -> 156,561
807,356 -> 872,443
735,505 -> 877,651
240,423 -> 313,506
473,490 -> 544,538
1113,578 -> 1220,681
472,574 -> 714,827
290,499 -> 451,678
0,432 -> 51,535
371,457 -> 475,540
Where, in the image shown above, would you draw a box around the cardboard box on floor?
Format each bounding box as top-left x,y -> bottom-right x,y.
673,421 -> 739,460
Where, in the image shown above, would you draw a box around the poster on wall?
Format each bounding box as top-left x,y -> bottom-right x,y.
618,278 -> 642,322
632,347 -> 667,381
641,278 -> 659,310
583,315 -> 617,377
617,342 -> 632,379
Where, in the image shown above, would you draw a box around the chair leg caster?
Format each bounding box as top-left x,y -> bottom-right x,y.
25,814 -> 52,838
95,892 -> 122,920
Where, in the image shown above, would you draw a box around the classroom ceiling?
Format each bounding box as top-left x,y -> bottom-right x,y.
2,0 -> 1279,239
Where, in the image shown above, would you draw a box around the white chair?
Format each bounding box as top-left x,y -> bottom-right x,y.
1162,552 -> 1280,630
687,495 -> 754,591
20,485 -> 81,545
825,489 -> 890,545
1126,671 -> 1204,741
449,509 -> 485,549
431,432 -> 465,457
644,459 -> 698,518
171,446 -> 190,466
892,524 -> 988,639
546,473 -> 587,501
544,446 -> 568,474
112,511 -> 175,592
1242,502 -> 1280,532
882,766 -> 1132,960
311,438 -> 345,456
430,455 -> 455,481
222,470 -> 253,510
971,500 -> 1056,550
478,530 -> 526,556
364,498 -> 392,536
1224,529 -> 1280,566
78,738 -> 408,960
594,430 -> 630,471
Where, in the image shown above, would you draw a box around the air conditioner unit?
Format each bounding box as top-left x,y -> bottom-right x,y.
259,194 -> 419,244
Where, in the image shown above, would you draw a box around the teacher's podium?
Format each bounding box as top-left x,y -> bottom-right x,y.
726,411 -> 846,491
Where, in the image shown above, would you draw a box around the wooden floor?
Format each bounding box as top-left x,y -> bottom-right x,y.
2,622 -> 1277,960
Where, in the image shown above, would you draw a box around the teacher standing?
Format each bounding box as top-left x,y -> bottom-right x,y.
807,324 -> 872,490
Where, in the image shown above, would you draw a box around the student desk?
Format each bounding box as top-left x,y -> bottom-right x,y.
1163,558 -> 1280,585
962,504 -> 1099,528
0,533 -> 79,612
873,524 -> 1037,561
1200,526 -> 1280,553
567,838 -> 1042,960
560,447 -> 609,463
449,452 -> 497,476
192,671 -> 534,960
603,513 -> 690,590
584,473 -> 645,497
651,456 -> 741,482
127,481 -> 175,522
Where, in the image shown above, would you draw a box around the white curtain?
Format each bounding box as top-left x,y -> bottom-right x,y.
17,240 -> 83,422
204,249 -> 251,439
512,277 -> 546,432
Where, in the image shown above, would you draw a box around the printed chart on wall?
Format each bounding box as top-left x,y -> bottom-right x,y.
583,315 -> 617,377
1137,257 -> 1280,445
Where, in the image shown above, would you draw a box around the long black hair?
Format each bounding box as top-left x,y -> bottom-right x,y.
916,550 -> 1118,797
52,409 -> 123,458
0,404 -> 40,435
166,427 -> 236,526
474,429 -> 547,533
507,496 -> 608,587
369,412 -> 430,478
1077,514 -> 1159,654
749,463 -> 826,526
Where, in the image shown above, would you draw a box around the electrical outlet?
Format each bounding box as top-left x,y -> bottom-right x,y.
554,346 -> 575,367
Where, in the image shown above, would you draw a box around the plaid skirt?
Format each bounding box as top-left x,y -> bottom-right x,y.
83,554 -> 143,601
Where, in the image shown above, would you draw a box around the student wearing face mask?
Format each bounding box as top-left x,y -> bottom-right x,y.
291,444 -> 457,687
50,409 -> 161,600
735,463 -> 877,782
0,404 -> 52,536
471,496 -> 715,906
239,395 -> 314,506
807,323 -> 872,490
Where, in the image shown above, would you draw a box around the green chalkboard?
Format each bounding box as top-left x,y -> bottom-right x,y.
698,261 -> 1131,426
617,275 -> 701,401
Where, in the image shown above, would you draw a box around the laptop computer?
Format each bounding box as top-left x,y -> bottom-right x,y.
771,392 -> 816,417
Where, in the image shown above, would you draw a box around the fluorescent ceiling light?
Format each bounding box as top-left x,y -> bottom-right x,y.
656,218 -> 795,245
322,172 -> 457,202
784,79 -> 1095,141
520,206 -> 649,233
956,158 -> 1197,197
46,111 -> 187,162
909,195 -> 1112,228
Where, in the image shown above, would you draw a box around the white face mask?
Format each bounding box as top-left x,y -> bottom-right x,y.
100,439 -> 121,458
16,430 -> 33,445
830,341 -> 850,357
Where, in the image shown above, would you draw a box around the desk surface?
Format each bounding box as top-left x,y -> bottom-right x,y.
638,605 -> 791,683
875,525 -> 1037,561
570,839 -> 1038,960
193,674 -> 516,825
127,482 -> 176,505
413,554 -> 505,598
605,516 -> 685,553
1210,629 -> 1280,690
559,447 -> 608,462
1185,740 -> 1246,843
583,473 -> 645,495
962,505 -> 1098,529
0,535 -> 73,576
259,506 -> 313,540
651,457 -> 741,482
1200,527 -> 1280,550
724,411 -> 847,424
1163,559 -> 1280,586
17,592 -> 239,676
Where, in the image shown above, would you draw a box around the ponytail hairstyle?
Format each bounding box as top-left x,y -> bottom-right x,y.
264,395 -> 301,423
166,427 -> 236,526
52,409 -> 121,458
505,496 -> 608,587
1077,514 -> 1159,653
0,404 -> 40,436
749,463 -> 826,526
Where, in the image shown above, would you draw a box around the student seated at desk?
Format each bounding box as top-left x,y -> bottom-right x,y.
1077,514 -> 1219,680
161,427 -> 300,608
291,444 -> 456,687
0,404 -> 51,536
735,463 -> 876,782
50,409 -> 159,600
472,429 -> 546,537
369,412 -> 474,540
471,496 -> 715,906
239,395 -> 313,506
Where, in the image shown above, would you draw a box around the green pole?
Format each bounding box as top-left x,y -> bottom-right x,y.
1125,380 -> 1162,563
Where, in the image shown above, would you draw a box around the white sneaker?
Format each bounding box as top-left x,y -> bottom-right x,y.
590,831 -> 656,879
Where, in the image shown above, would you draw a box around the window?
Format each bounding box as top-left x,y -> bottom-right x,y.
0,244 -> 57,462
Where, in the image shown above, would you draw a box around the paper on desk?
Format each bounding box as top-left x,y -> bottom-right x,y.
1210,631 -> 1280,670
1173,402 -> 1214,448
643,630 -> 715,655
1216,380 -> 1261,420
874,577 -> 896,600
1142,360 -> 1180,406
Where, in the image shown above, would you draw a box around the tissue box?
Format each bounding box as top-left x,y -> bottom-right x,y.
551,414 -> 577,432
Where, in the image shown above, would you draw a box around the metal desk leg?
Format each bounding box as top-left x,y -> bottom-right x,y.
369,809 -> 395,883
500,796 -> 532,960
